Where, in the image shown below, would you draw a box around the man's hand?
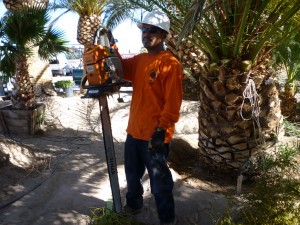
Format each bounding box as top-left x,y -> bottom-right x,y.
149,128 -> 166,151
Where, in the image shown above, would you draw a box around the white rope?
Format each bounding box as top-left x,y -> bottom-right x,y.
237,78 -> 265,195
240,78 -> 260,120
240,78 -> 265,146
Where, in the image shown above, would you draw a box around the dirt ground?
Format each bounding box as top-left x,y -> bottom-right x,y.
0,91 -> 296,225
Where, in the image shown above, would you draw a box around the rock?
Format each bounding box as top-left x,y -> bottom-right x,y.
43,87 -> 57,96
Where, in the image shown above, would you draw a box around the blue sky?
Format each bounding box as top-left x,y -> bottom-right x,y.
0,3 -> 142,54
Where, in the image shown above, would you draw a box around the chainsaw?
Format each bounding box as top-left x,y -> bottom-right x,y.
81,25 -> 128,97
80,26 -> 127,213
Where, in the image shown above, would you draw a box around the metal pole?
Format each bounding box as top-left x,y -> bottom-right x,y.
98,94 -> 122,212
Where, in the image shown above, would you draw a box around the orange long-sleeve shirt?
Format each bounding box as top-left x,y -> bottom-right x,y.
121,51 -> 183,143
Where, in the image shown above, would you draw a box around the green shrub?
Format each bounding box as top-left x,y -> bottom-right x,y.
284,120 -> 300,138
54,80 -> 75,89
238,145 -> 300,225
89,207 -> 146,225
216,145 -> 300,225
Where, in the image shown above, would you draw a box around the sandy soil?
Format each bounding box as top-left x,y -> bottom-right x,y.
0,91 -> 269,225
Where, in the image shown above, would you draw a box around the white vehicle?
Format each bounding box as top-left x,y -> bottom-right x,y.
49,59 -> 65,76
49,54 -> 72,76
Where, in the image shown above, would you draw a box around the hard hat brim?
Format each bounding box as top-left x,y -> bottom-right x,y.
137,22 -> 169,33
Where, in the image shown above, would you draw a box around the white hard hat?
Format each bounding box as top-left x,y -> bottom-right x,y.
137,10 -> 170,33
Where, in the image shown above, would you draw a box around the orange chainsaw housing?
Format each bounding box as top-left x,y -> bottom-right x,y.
82,45 -> 122,86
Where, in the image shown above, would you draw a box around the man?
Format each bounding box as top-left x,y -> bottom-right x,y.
119,10 -> 183,225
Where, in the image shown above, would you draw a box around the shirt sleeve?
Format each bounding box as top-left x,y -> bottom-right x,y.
158,58 -> 183,130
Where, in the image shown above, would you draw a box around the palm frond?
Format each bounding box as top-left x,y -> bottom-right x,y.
248,2 -> 300,61
177,0 -> 206,46
103,1 -> 138,30
272,32 -> 300,83
38,26 -> 69,60
232,0 -> 251,57
53,0 -> 106,16
3,6 -> 50,46
0,44 -> 17,77
0,17 -> 6,38
180,0 -> 300,63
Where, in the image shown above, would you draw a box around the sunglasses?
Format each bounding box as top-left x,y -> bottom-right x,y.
141,26 -> 160,34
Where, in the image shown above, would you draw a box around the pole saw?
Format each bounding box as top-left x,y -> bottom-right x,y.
81,26 -> 129,212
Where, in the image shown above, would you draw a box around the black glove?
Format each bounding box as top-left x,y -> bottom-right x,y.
149,128 -> 166,151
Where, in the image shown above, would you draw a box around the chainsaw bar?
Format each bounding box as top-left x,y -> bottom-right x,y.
98,95 -> 122,212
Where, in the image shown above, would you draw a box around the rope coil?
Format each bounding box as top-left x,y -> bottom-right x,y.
240,78 -> 260,120
240,78 -> 265,146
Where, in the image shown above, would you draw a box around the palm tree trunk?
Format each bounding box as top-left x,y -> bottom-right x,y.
27,46 -> 53,96
4,0 -> 52,102
3,0 -> 49,11
77,15 -> 102,46
12,54 -> 36,110
198,58 -> 284,174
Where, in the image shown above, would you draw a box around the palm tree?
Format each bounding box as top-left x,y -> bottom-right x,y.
0,6 -> 68,109
1,0 -> 53,94
173,0 -> 300,172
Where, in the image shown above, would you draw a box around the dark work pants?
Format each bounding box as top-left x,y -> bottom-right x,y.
124,134 -> 175,223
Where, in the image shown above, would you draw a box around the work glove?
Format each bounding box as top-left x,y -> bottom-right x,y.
148,128 -> 166,152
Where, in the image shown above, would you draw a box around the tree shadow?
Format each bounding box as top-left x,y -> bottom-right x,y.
168,137 -> 254,195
